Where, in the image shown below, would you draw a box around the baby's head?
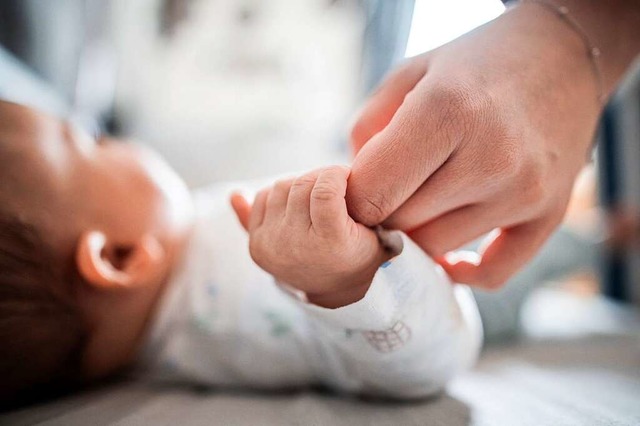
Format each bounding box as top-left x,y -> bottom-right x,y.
0,101 -> 193,404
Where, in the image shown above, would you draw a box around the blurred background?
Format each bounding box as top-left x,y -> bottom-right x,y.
0,0 -> 638,341
0,0 -> 504,185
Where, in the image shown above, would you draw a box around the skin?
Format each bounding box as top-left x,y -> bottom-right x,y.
345,0 -> 640,289
0,100 -> 194,379
231,166 -> 390,309
0,101 -> 386,384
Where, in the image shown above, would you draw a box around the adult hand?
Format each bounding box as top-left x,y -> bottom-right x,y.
346,1 -> 640,289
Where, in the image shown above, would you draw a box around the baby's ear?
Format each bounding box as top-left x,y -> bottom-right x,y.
75,230 -> 164,290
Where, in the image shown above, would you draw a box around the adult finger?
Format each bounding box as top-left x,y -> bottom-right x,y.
286,170 -> 322,226
265,178 -> 294,222
350,56 -> 428,154
441,215 -> 561,289
249,188 -> 269,231
383,152 -> 499,230
408,202 -> 528,257
310,166 -> 351,236
347,78 -> 467,227
230,192 -> 251,232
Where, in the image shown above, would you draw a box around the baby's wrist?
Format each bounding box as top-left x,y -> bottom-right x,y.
306,281 -> 372,309
305,245 -> 391,309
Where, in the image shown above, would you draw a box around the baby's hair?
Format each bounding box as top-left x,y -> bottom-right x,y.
0,213 -> 87,407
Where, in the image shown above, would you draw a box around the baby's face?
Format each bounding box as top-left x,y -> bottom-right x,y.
0,101 -> 193,253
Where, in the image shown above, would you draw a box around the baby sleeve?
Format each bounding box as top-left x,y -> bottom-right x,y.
287,232 -> 483,399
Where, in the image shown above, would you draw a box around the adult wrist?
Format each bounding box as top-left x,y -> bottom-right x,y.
521,0 -> 605,104
503,2 -> 599,109
511,0 -> 640,99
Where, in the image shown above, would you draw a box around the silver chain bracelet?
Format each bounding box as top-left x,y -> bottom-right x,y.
522,0 -> 606,105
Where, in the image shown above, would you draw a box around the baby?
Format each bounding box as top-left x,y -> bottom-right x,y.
0,100 -> 481,405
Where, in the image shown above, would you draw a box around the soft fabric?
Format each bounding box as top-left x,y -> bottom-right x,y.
141,182 -> 482,399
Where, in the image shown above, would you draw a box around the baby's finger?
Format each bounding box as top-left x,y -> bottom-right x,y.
250,188 -> 269,231
265,178 -> 294,222
310,166 -> 351,236
286,170 -> 321,226
230,192 -> 251,232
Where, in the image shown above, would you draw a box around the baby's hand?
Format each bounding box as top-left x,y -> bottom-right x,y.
231,166 -> 389,308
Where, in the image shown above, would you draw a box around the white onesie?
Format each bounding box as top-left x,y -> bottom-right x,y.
141,182 -> 483,399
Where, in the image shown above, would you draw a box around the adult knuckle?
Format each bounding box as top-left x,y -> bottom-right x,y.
425,80 -> 496,149
429,81 -> 465,110
450,87 -> 525,184
431,81 -> 485,121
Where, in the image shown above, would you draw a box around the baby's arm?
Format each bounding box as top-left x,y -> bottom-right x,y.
231,166 -> 482,398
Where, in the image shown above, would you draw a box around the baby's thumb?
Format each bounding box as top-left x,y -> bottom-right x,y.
230,192 -> 251,232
